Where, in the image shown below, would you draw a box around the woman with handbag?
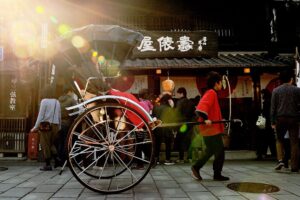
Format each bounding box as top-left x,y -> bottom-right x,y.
30,85 -> 62,171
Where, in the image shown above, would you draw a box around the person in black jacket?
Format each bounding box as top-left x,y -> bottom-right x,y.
152,93 -> 176,165
58,86 -> 77,163
174,87 -> 195,163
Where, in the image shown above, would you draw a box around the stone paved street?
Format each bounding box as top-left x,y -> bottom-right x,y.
0,160 -> 300,200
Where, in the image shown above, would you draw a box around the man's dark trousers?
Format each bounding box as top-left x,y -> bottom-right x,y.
193,134 -> 225,175
276,117 -> 299,171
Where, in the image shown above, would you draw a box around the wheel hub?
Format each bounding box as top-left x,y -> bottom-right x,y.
108,145 -> 115,152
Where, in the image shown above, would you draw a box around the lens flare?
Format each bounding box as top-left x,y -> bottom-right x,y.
58,24 -> 71,35
179,124 -> 188,133
14,44 -> 38,59
50,16 -> 58,24
35,6 -> 45,14
71,36 -> 85,48
91,51 -> 98,64
98,55 -> 105,65
92,51 -> 98,57
11,20 -> 38,58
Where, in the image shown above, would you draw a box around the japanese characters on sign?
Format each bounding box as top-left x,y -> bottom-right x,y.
0,74 -> 29,117
9,77 -> 17,112
133,31 -> 217,58
138,36 -> 204,53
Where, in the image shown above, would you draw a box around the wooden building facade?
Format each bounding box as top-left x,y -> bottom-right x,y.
0,0 -> 299,155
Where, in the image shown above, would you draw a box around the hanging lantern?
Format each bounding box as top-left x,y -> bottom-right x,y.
162,79 -> 175,93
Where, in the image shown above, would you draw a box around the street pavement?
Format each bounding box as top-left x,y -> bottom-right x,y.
0,159 -> 300,200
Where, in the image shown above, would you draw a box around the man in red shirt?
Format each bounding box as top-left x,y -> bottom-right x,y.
191,71 -> 229,181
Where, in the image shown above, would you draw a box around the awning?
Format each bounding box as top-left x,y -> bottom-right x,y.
122,53 -> 294,70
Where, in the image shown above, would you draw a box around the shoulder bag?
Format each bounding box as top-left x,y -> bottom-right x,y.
256,114 -> 266,130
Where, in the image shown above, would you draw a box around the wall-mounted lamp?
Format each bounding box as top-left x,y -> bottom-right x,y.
243,67 -> 251,74
156,69 -> 162,74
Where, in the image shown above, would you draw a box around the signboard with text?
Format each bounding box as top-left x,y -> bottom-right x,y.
132,31 -> 218,58
0,74 -> 29,117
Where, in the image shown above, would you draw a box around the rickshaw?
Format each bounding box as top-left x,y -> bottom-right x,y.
51,25 -> 159,194
51,24 -> 241,194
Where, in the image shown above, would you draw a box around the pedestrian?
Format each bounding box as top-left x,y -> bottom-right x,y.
30,85 -> 62,171
174,87 -> 195,164
131,89 -> 154,170
256,89 -> 276,160
152,93 -> 176,165
191,71 -> 229,181
138,88 -> 153,114
58,85 -> 77,163
271,70 -> 300,172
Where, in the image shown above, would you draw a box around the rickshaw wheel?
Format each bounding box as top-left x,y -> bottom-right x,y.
67,102 -> 154,194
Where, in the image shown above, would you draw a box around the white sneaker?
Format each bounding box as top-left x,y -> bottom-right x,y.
164,160 -> 175,165
274,162 -> 284,170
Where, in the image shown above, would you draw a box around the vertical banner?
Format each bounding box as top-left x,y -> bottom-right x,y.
0,74 -> 29,117
9,76 -> 18,112
230,76 -> 253,98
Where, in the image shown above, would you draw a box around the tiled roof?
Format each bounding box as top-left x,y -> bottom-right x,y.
122,53 -> 294,70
